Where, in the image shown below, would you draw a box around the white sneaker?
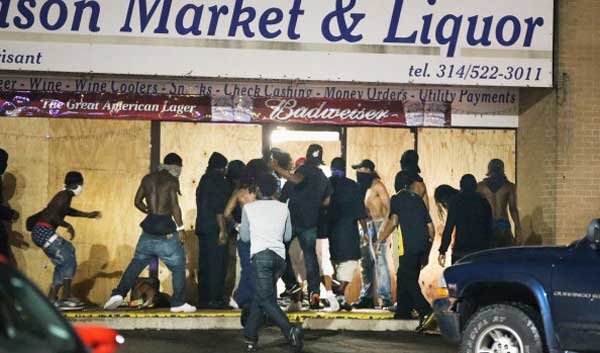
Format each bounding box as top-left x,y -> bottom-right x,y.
286,300 -> 303,313
103,295 -> 124,310
170,303 -> 197,313
325,294 -> 340,312
229,297 -> 239,309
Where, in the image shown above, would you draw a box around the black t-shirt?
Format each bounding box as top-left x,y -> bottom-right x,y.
328,177 -> 367,262
390,190 -> 432,255
195,169 -> 233,235
287,164 -> 332,229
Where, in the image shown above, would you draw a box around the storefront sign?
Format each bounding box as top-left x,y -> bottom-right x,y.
0,91 -> 210,121
228,97 -> 451,127
0,0 -> 553,87
0,74 -> 520,127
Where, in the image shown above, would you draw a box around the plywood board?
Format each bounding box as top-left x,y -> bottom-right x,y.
0,117 -> 51,290
160,122 -> 263,304
47,119 -> 151,304
346,127 -> 415,304
417,128 -> 516,301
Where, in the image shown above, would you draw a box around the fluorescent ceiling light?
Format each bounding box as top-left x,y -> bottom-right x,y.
271,128 -> 339,144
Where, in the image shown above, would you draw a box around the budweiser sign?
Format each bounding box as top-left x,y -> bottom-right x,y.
266,98 -> 396,122
252,98 -> 451,127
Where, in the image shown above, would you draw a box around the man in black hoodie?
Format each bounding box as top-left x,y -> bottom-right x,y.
196,152 -> 233,309
439,174 -> 493,266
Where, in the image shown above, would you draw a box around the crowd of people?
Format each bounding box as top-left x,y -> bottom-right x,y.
0,144 -> 521,352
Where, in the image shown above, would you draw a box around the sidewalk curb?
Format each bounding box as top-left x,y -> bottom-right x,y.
66,309 -> 419,331
69,316 -> 419,331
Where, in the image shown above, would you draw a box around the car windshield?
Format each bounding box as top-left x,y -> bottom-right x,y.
0,266 -> 80,353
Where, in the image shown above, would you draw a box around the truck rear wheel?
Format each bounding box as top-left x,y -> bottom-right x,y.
460,304 -> 544,353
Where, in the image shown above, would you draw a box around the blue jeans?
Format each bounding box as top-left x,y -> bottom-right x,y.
44,236 -> 77,287
244,250 -> 293,343
234,240 -> 254,309
359,220 -> 392,304
113,231 -> 186,307
282,226 -> 320,296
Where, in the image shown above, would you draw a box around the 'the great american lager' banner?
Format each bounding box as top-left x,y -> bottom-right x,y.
0,0 -> 553,87
0,91 -> 211,121
0,91 -> 454,127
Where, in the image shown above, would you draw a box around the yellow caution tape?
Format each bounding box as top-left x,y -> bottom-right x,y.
65,309 -> 395,320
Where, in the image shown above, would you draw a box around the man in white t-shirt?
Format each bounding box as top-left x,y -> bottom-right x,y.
240,173 -> 303,353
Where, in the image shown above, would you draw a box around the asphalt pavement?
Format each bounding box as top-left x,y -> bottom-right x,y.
118,329 -> 458,353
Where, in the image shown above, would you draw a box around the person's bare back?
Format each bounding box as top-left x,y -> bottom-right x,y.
135,169 -> 184,238
224,187 -> 257,224
137,171 -> 180,216
477,159 -> 521,246
477,181 -> 515,221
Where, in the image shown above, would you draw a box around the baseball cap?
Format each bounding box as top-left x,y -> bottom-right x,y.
351,159 -> 376,171
294,157 -> 306,168
306,144 -> 324,165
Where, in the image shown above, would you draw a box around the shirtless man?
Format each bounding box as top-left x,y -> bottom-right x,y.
104,153 -> 196,313
477,159 -> 522,247
28,171 -> 101,310
353,159 -> 392,308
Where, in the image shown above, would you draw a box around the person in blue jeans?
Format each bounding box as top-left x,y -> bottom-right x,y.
352,159 -> 392,308
357,215 -> 393,307
224,158 -> 269,324
26,171 -> 101,310
104,153 -> 196,313
273,145 -> 332,309
240,174 -> 303,353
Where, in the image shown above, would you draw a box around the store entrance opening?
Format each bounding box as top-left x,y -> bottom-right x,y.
269,127 -> 342,171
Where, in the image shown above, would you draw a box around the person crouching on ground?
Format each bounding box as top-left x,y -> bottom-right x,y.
240,173 -> 303,353
28,171 -> 101,310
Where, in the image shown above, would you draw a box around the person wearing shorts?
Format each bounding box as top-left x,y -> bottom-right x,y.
33,223 -> 77,302
316,212 -> 338,312
327,158 -> 368,310
28,171 -> 101,310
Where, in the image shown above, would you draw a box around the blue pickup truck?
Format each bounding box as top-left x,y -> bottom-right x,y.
434,220 -> 600,353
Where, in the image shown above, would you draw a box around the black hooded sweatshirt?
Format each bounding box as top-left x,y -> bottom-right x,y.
439,191 -> 493,256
